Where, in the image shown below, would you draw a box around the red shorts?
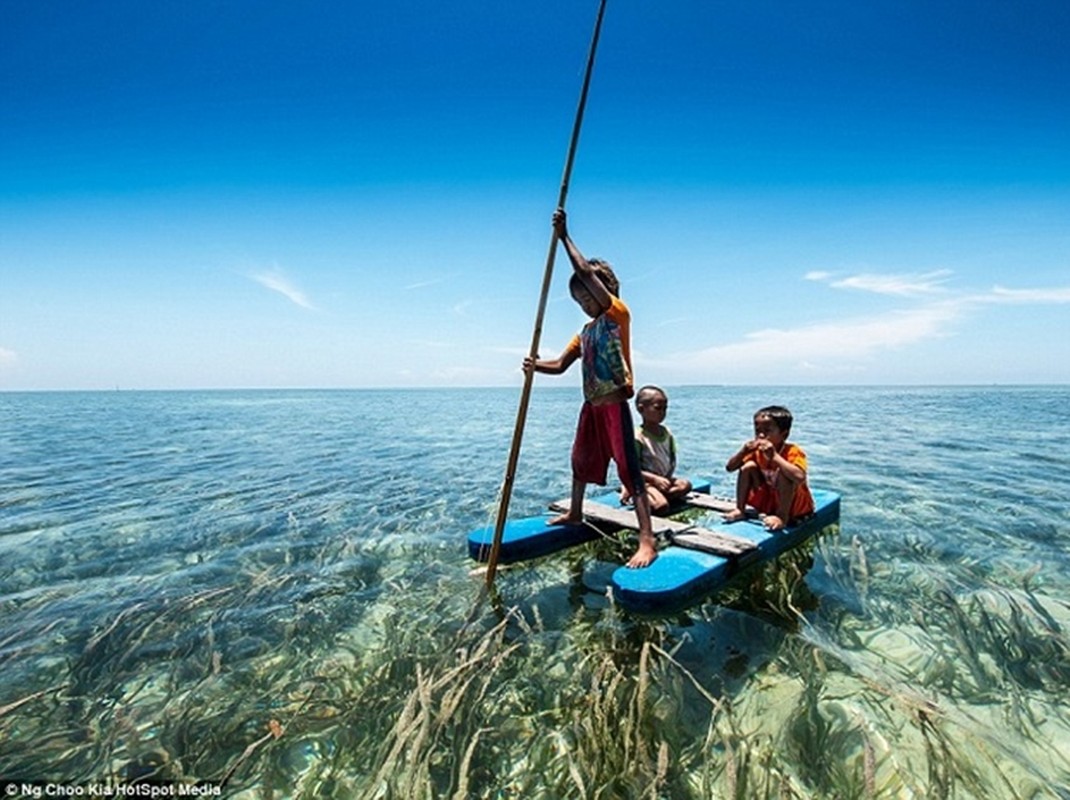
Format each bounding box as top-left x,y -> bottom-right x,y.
747,482 -> 815,520
571,401 -> 644,496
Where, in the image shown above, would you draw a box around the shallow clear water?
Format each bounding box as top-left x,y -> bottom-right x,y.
1,387 -> 1068,797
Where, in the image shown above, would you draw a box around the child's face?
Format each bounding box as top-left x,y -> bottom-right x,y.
571,284 -> 603,318
638,394 -> 668,426
753,415 -> 787,447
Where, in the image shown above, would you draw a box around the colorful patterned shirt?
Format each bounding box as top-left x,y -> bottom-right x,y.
565,295 -> 634,402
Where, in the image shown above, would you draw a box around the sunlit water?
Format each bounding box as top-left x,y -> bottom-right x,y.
2,387 -> 1068,798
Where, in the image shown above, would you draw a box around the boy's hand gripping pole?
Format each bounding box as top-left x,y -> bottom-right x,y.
484,0 -> 608,588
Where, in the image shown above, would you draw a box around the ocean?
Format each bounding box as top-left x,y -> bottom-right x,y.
1,386 -> 1068,798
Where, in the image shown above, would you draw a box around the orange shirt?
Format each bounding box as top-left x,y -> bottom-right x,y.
743,443 -> 815,519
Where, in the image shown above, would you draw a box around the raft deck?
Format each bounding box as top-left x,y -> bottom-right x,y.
466,480 -> 841,613
466,480 -> 713,565
609,488 -> 841,614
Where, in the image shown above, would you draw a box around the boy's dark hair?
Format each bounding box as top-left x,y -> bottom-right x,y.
755,405 -> 793,436
636,385 -> 666,407
588,259 -> 620,297
569,259 -> 620,299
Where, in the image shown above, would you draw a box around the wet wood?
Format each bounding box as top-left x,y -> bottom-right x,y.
682,492 -> 738,513
548,499 -> 756,556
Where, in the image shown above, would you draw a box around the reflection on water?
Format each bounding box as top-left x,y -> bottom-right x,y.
1,387 -> 1069,797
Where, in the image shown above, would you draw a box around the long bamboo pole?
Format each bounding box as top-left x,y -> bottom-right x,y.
483,0 -> 609,588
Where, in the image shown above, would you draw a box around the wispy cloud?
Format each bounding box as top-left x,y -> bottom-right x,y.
250,268 -> 316,310
0,346 -> 17,368
983,285 -> 1070,304
653,316 -> 692,328
668,303 -> 961,374
405,278 -> 446,291
667,274 -> 1070,376
808,269 -> 952,296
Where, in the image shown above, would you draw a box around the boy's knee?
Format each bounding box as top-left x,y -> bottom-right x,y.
775,472 -> 799,491
738,462 -> 760,483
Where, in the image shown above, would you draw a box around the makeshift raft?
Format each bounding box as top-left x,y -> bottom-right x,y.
467,480 -> 841,614
609,487 -> 840,614
468,480 -> 714,565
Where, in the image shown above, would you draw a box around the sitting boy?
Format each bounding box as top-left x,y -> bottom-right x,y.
724,405 -> 814,531
623,386 -> 692,515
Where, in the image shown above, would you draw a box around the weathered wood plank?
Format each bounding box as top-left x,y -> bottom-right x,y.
683,492 -> 738,513
548,499 -> 756,556
666,529 -> 756,556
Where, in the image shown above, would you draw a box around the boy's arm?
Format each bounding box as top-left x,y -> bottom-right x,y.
642,470 -> 672,491
768,447 -> 807,483
552,208 -> 611,310
523,344 -> 579,376
725,441 -> 756,472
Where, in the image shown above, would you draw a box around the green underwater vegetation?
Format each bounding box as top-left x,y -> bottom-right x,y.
4,528 -> 1068,799
3,387 -> 1070,798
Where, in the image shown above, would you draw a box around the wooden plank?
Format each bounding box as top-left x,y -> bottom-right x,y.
667,530 -> 756,556
551,493 -> 737,516
549,499 -> 756,556
548,498 -> 657,532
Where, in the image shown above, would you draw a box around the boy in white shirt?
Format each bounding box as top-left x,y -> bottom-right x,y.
625,386 -> 692,515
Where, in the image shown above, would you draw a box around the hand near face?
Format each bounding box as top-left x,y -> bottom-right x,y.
756,438 -> 777,459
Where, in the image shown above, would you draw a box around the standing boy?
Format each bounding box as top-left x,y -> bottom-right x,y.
523,209 -> 657,568
724,405 -> 814,531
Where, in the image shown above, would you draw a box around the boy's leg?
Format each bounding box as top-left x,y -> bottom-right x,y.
602,401 -> 657,568
666,476 -> 693,502
724,462 -> 760,522
552,401 -> 602,526
549,477 -> 586,526
644,485 -> 670,516
766,472 -> 798,531
627,490 -> 658,568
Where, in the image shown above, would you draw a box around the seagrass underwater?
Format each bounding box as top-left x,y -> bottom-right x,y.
1,386 -> 1068,796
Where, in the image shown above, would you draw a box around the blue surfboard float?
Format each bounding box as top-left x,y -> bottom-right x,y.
467,479 -> 840,614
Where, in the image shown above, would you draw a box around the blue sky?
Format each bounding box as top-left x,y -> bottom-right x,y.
2,1 -> 1068,390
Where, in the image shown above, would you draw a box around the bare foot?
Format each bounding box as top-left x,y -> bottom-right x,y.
626,541 -> 658,569
722,508 -> 746,523
548,512 -> 582,526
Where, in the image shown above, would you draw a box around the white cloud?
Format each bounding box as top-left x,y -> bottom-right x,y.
405,278 -> 446,290
250,268 -> 316,310
666,277 -> 1070,378
810,269 -> 953,296
0,346 -> 17,368
668,303 -> 962,374
653,316 -> 692,328
983,285 -> 1070,304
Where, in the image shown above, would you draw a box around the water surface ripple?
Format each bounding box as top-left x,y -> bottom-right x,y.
1,387 -> 1068,797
